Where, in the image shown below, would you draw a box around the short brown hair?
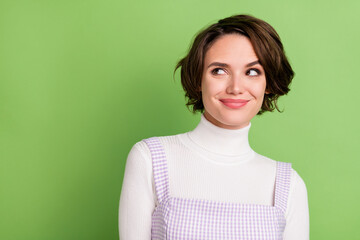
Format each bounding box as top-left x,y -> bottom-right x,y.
174,14 -> 294,115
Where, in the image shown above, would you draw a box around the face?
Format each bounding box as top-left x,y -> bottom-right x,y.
200,33 -> 269,130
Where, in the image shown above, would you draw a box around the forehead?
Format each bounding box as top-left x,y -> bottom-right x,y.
204,34 -> 258,64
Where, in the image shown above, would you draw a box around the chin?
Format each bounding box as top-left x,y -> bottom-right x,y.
222,118 -> 250,129
211,111 -> 250,129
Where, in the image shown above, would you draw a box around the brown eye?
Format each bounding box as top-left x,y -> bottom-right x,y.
247,69 -> 260,76
211,68 -> 226,75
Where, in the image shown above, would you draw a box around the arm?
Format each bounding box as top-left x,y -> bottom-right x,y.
283,168 -> 310,240
118,142 -> 155,239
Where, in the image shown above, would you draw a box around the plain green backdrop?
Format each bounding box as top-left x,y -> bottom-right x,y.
0,0 -> 359,239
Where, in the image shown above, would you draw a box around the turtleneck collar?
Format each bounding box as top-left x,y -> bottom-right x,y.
187,113 -> 253,156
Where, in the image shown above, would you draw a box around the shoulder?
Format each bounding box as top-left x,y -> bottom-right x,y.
257,154 -> 301,188
251,152 -> 279,170
253,152 -> 296,170
251,153 -> 300,184
130,133 -> 184,159
253,153 -> 307,197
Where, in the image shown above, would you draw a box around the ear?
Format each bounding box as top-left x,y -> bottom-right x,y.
265,90 -> 270,94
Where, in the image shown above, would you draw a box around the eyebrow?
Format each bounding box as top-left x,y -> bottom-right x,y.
207,60 -> 261,69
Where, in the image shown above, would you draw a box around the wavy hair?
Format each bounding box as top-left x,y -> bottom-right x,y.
174,14 -> 294,115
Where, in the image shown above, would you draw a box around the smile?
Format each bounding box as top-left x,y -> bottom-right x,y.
219,99 -> 250,109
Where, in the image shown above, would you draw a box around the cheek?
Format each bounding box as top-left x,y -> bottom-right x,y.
202,77 -> 225,98
250,80 -> 267,99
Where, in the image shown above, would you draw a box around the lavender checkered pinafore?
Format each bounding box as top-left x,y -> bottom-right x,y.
144,137 -> 292,240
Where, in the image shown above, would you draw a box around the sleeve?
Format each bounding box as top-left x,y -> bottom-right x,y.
283,168 -> 310,240
118,141 -> 156,240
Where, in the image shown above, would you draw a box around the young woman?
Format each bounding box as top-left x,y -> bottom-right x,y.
119,14 -> 309,240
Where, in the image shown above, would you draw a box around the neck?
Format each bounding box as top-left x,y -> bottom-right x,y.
187,113 -> 253,156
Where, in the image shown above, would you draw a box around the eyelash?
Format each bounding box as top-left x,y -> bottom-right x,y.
211,68 -> 226,75
210,68 -> 261,76
247,68 -> 261,76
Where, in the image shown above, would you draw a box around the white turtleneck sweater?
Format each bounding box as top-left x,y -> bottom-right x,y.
119,114 -> 309,239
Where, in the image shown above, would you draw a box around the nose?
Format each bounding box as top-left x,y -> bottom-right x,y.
226,74 -> 245,95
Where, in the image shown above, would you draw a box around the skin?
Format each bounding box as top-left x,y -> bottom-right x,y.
200,33 -> 270,130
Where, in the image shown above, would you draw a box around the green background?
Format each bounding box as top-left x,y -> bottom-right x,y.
0,0 -> 359,239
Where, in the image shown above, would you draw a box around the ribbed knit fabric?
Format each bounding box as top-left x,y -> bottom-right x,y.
144,136 -> 292,240
118,114 -> 309,240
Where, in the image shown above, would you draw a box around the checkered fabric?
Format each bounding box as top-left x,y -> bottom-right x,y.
144,137 -> 291,240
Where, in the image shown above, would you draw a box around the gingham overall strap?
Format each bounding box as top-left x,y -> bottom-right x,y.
274,161 -> 292,213
143,137 -> 169,204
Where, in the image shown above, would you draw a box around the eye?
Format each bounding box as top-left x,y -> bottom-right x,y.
211,68 -> 226,75
247,68 -> 260,76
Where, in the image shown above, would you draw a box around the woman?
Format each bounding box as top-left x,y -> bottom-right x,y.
119,14 -> 309,240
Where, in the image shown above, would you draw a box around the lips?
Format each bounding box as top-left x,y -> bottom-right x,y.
220,98 -> 250,103
219,98 -> 250,109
